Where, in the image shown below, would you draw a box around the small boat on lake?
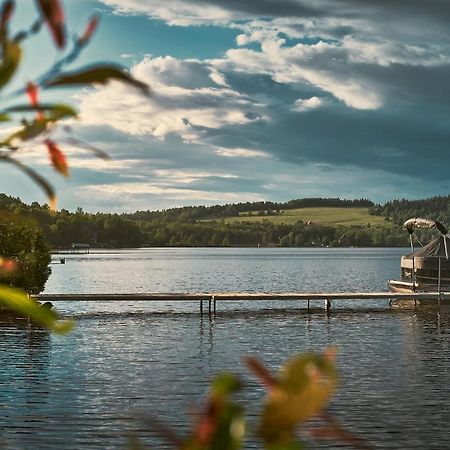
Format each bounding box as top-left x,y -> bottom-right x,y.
388,218 -> 450,293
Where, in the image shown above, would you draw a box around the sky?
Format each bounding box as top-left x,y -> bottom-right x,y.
1,0 -> 450,212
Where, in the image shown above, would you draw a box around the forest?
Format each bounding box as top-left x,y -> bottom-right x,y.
1,193 -> 449,248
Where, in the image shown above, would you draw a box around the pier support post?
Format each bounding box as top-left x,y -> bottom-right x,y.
212,295 -> 216,315
200,299 -> 203,315
307,299 -> 310,313
208,297 -> 212,315
325,298 -> 331,311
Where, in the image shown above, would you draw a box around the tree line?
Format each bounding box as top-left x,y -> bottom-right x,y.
371,195 -> 450,226
2,193 -> 450,248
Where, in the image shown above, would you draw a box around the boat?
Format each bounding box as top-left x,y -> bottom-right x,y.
388,218 -> 450,293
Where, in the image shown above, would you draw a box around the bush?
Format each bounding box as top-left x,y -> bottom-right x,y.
0,220 -> 51,294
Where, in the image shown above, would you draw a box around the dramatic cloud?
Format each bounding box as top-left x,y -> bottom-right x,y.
4,0 -> 450,211
78,56 -> 266,140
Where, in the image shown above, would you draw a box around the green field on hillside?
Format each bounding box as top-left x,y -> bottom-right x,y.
221,207 -> 390,227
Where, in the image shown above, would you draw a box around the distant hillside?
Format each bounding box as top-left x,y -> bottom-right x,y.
125,197 -> 374,222
219,207 -> 389,227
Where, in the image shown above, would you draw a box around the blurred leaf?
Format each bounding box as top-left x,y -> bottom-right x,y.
245,356 -> 278,391
26,81 -> 44,120
0,284 -> 73,333
247,352 -> 338,446
0,154 -> 56,209
79,14 -> 99,46
64,135 -> 110,160
0,256 -> 17,274
3,118 -> 48,143
45,64 -> 150,94
0,0 -> 13,33
35,0 -> 65,48
184,372 -> 245,450
5,103 -> 77,120
45,138 -> 69,177
1,103 -> 76,145
0,39 -> 21,90
308,412 -> 371,450
26,81 -> 39,106
212,372 -> 242,396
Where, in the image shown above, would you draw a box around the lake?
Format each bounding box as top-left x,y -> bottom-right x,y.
1,247 -> 449,449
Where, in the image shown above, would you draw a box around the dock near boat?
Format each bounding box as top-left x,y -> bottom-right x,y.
33,291 -> 450,314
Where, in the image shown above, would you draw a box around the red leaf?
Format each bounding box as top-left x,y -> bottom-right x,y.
79,15 -> 99,45
0,257 -> 17,274
0,0 -> 14,32
244,356 -> 278,392
26,82 -> 44,121
35,0 -> 66,49
45,139 -> 69,177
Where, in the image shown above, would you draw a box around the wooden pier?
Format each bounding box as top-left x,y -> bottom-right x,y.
33,291 -> 450,314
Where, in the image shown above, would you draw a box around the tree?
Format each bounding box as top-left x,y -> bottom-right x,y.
0,220 -> 51,293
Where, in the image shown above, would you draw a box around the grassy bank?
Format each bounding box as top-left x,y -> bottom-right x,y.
220,207 -> 391,227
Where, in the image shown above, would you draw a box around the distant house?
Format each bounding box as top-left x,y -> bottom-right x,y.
70,243 -> 90,254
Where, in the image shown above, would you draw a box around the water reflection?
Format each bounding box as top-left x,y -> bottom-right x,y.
4,247 -> 450,449
0,320 -> 52,446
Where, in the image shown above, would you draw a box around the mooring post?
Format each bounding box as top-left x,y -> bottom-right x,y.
325,298 -> 331,311
212,295 -> 216,315
200,299 -> 203,315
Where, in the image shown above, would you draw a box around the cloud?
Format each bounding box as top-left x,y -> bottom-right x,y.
99,0 -> 450,35
7,0 -> 448,212
214,146 -> 272,158
78,55 -> 266,140
292,96 -> 323,112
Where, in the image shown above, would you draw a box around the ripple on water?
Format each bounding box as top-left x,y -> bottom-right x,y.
2,248 -> 449,449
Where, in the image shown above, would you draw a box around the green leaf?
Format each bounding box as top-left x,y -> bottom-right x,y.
0,39 -> 21,90
5,103 -> 77,120
45,64 -> 150,95
0,155 -> 56,209
3,119 -> 48,143
0,284 -> 73,333
212,373 -> 242,396
258,352 -> 338,445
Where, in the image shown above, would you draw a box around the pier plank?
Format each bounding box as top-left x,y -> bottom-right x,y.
33,291 -> 450,301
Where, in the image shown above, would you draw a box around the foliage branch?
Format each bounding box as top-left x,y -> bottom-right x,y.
0,0 -> 149,331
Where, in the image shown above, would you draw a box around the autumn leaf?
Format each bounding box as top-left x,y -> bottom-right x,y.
35,0 -> 65,49
45,139 -> 69,177
79,14 -> 99,46
0,0 -> 13,33
26,81 -> 44,120
0,257 -> 17,274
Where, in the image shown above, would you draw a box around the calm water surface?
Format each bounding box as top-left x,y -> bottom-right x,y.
1,248 -> 450,449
